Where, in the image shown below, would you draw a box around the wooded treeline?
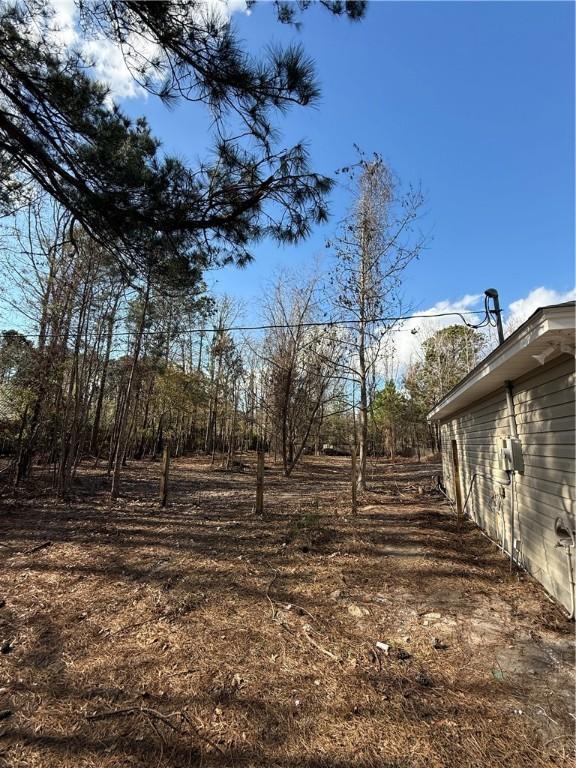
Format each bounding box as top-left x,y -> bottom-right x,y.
0,2 -> 491,498
0,178 -> 486,499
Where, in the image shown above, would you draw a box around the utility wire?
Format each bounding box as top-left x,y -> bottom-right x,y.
0,309 -> 490,343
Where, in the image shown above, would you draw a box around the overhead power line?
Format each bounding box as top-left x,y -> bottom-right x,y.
179,309 -> 490,334
0,308 -> 491,344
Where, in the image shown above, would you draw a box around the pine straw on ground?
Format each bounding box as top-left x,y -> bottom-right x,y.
0,455 -> 573,768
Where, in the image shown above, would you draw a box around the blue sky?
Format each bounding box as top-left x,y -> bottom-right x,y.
119,0 -> 574,330
3,0 -> 571,350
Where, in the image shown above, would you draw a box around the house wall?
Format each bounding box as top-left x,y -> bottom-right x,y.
440,354 -> 575,612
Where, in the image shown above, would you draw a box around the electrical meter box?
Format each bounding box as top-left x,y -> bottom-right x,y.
498,437 -> 524,472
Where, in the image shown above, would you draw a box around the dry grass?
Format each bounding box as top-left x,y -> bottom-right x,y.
0,455 -> 573,767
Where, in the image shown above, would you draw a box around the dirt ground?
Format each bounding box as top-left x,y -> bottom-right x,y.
0,455 -> 574,768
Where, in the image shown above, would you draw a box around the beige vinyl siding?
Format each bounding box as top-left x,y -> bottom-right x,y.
440,354 -> 575,612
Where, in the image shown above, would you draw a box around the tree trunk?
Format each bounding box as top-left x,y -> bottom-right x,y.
58,273 -> 92,499
135,377 -> 154,459
281,361 -> 294,477
91,299 -> 118,456
357,325 -> 368,491
111,279 -> 150,499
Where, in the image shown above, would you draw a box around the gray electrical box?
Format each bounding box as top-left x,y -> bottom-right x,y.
498,437 -> 524,472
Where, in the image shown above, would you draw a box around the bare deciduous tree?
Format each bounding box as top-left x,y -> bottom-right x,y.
261,273 -> 341,476
329,153 -> 425,489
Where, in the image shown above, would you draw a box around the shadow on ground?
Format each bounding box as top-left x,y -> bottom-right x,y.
0,455 -> 573,768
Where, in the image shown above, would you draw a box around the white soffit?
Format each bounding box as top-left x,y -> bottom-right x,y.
428,302 -> 575,422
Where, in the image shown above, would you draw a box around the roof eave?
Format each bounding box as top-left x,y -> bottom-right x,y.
427,303 -> 575,422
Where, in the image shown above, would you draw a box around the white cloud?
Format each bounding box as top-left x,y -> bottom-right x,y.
82,37 -> 150,102
505,286 -> 576,333
391,293 -> 483,373
41,0 -> 249,104
389,285 -> 575,380
43,0 -> 144,103
47,0 -> 77,49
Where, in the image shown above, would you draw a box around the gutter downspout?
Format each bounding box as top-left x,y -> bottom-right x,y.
486,289 -> 520,571
504,382 -> 519,440
504,380 -> 519,572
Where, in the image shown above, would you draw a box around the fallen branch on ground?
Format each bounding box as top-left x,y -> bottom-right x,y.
86,706 -> 225,754
180,711 -> 225,755
86,706 -> 178,729
103,618 -> 155,637
302,627 -> 339,660
265,571 -> 280,620
22,541 -> 52,555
